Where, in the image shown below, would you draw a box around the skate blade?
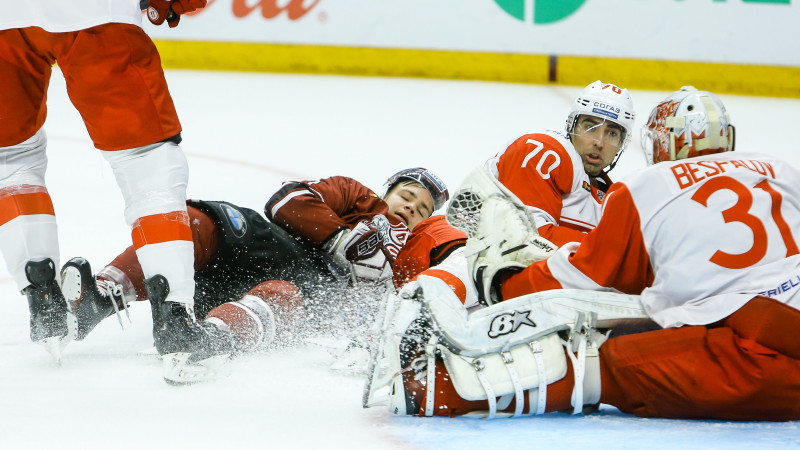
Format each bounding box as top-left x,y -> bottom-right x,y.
162,352 -> 232,386
36,312 -> 77,365
36,335 -> 69,366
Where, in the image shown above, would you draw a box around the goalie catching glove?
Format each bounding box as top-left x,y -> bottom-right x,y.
446,167 -> 558,305
145,0 -> 207,28
324,215 -> 395,283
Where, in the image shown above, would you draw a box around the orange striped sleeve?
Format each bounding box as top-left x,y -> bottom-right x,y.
502,183 -> 653,299
131,211 -> 192,249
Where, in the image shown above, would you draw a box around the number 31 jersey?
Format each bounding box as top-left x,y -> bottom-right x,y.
508,152 -> 800,328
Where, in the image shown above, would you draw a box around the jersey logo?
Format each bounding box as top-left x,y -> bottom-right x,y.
582,181 -> 591,192
221,204 -> 247,238
372,214 -> 409,258
488,310 -> 536,338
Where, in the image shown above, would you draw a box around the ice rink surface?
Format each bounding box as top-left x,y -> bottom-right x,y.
2,68 -> 800,449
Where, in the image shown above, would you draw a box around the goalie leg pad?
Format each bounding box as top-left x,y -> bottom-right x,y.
439,333 -> 566,417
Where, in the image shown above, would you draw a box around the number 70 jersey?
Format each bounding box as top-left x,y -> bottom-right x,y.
538,151 -> 800,328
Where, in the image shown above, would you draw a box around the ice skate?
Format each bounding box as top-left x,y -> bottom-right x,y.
23,258 -> 77,363
60,257 -> 130,340
145,274 -> 234,385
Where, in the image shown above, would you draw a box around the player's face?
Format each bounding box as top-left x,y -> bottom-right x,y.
384,183 -> 434,231
570,115 -> 625,177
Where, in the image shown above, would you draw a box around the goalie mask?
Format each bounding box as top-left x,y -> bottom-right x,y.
565,80 -> 635,172
384,167 -> 450,211
641,86 -> 735,165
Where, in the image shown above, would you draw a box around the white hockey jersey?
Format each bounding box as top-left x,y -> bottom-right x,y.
0,0 -> 142,32
507,152 -> 800,328
484,130 -> 606,247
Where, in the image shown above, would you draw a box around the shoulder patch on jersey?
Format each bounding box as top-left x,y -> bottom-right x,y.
582,181 -> 591,193
220,203 -> 247,238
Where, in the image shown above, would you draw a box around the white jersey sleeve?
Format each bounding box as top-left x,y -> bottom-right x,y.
1,0 -> 142,32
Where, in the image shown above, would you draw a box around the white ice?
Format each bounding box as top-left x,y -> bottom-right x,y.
1,69 -> 800,449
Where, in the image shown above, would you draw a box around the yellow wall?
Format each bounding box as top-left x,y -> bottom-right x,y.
154,40 -> 800,98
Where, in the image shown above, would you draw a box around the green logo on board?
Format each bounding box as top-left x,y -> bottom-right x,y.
493,0 -> 791,25
493,0 -> 588,24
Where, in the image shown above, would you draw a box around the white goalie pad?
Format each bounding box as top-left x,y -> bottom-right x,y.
416,276 -> 636,416
441,333 -> 566,402
362,289 -> 422,411
363,275 -> 648,416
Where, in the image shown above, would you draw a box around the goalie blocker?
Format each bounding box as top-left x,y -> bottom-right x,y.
364,276 -> 649,418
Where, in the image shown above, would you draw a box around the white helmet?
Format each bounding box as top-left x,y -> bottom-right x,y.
641,86 -> 735,165
565,80 -> 636,161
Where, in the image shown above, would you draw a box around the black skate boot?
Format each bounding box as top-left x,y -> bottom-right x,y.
23,258 -> 76,361
60,257 -> 129,340
145,274 -> 234,384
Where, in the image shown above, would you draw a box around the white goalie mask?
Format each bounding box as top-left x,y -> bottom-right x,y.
565,80 -> 635,172
641,86 -> 735,165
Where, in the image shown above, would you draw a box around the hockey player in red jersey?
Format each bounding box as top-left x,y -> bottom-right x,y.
0,0 -> 208,362
60,168 -> 448,383
487,80 -> 635,246
366,87 -> 800,421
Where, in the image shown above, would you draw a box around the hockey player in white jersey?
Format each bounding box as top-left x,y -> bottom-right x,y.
366,87 -> 800,421
0,0 -> 209,363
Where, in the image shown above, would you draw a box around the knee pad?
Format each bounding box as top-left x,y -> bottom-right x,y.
101,141 -> 189,225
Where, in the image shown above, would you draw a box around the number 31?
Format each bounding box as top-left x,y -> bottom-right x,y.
691,176 -> 799,269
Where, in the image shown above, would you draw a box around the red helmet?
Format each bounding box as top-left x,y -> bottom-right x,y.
384,168 -> 449,210
642,86 -> 735,165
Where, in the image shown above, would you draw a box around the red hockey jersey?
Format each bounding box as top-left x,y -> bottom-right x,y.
485,130 -> 610,246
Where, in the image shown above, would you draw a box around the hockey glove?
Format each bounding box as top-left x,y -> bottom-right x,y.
325,221 -> 394,283
146,0 -> 207,28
